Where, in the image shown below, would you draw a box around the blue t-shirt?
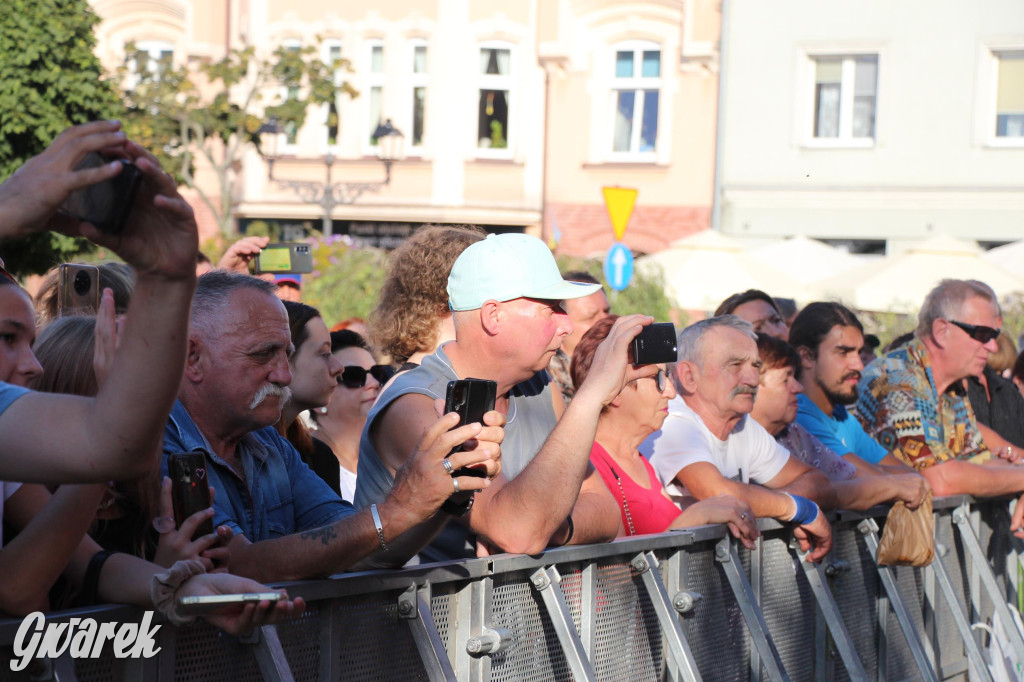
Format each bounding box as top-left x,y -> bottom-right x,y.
795,393 -> 887,465
0,382 -> 29,417
162,400 -> 353,542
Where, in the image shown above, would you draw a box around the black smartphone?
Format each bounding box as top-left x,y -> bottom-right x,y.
57,263 -> 100,317
444,378 -> 497,478
253,243 -> 313,275
61,152 -> 143,235
168,452 -> 214,541
632,322 -> 678,365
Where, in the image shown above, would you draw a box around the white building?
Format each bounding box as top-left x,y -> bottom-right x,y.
716,0 -> 1024,254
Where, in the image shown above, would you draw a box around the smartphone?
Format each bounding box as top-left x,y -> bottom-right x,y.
57,263 -> 100,317
176,593 -> 282,616
632,322 -> 678,365
444,378 -> 497,478
60,152 -> 143,234
253,243 -> 313,275
168,452 -> 214,541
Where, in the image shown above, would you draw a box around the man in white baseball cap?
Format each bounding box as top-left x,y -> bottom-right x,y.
355,232 -> 657,564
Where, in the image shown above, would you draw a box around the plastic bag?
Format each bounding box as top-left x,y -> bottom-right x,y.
876,491 -> 935,567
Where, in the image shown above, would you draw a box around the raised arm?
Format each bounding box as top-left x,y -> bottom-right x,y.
0,125 -> 198,483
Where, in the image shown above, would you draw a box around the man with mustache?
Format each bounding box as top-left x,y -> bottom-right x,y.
855,280 -> 1024,536
161,272 -> 502,580
648,316 -> 835,561
790,302 -> 912,471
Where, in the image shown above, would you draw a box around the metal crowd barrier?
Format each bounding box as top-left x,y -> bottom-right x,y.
2,495 -> 1022,682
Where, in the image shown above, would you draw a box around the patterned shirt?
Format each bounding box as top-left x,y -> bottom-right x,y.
777,422 -> 857,481
546,348 -> 575,404
856,338 -> 991,469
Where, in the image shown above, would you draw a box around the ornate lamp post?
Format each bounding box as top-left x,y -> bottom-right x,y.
257,118 -> 405,237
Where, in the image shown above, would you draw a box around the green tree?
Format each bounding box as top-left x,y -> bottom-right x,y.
556,254 -> 678,323
302,237 -> 388,326
0,0 -> 121,276
119,43 -> 356,237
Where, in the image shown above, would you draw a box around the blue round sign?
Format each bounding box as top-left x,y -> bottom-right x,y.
604,242 -> 634,292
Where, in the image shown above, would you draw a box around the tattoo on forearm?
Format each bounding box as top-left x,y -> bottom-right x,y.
300,526 -> 338,546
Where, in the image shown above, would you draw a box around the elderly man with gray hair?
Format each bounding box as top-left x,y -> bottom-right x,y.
648,316 -> 835,561
857,279 -> 1024,536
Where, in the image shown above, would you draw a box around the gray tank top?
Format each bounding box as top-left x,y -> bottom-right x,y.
355,344 -> 557,561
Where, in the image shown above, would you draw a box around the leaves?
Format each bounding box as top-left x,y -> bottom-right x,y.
0,0 -> 120,275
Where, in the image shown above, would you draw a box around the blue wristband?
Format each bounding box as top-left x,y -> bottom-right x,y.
787,494 -> 819,526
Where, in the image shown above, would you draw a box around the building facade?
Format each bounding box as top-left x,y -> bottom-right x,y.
716,0 -> 1024,254
88,0 -> 720,255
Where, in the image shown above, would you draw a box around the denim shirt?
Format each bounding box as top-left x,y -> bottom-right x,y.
162,400 -> 353,541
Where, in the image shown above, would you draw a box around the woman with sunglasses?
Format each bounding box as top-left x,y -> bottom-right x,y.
276,302 -> 345,496
311,331 -> 393,503
571,317 -> 759,545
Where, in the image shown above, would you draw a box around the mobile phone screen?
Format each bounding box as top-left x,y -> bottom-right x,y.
257,247 -> 292,272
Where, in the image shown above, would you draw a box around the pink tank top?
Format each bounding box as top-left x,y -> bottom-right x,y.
590,442 -> 681,536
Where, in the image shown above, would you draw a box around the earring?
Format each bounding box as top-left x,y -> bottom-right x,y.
318,407 -> 328,415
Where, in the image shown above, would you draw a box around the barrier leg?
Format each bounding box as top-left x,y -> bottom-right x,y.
529,566 -> 597,682
954,502 -> 1024,666
794,547 -> 869,682
240,625 -> 295,682
927,542 -> 993,682
714,537 -> 790,682
398,584 -> 457,682
631,551 -> 703,682
857,518 -> 939,682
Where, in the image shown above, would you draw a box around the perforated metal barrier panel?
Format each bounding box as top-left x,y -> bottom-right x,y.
0,497 -> 1018,682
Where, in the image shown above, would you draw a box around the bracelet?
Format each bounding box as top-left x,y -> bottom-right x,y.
370,504 -> 388,551
150,559 -> 207,626
783,493 -> 820,526
563,515 -> 574,546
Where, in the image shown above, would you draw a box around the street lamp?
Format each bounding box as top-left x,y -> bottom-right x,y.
257,117 -> 405,237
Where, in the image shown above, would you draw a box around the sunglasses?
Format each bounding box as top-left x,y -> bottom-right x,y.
948,320 -> 1001,344
647,368 -> 667,392
338,365 -> 394,389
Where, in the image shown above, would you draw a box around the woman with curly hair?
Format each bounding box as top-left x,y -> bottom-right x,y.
369,224 -> 485,371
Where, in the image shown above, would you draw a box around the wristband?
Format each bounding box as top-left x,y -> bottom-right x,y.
783,493 -> 819,526
151,559 -> 207,626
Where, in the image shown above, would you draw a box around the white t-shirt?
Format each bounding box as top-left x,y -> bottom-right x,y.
649,396 -> 790,506
338,465 -> 357,505
0,481 -> 23,547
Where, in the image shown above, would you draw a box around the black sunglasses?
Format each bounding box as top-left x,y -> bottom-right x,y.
338,365 -> 394,389
948,320 -> 1001,344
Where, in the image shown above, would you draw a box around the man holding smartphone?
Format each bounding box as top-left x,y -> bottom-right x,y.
356,233 -> 658,564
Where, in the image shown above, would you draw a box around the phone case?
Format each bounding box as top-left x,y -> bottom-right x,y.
168,452 -> 214,541
444,378 -> 497,478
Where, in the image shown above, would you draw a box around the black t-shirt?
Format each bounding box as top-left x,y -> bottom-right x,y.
967,368 -> 1024,447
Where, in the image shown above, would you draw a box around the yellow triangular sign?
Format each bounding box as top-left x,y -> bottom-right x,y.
602,187 -> 637,242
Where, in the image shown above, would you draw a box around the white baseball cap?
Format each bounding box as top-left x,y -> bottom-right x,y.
447,233 -> 601,311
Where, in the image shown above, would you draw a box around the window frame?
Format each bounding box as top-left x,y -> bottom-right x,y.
405,38 -> 428,156
475,41 -> 515,159
321,38 -> 344,151
125,40 -> 175,89
362,39 -> 386,155
607,40 -> 663,161
277,38 -> 303,151
986,48 -> 1024,148
802,51 -> 879,149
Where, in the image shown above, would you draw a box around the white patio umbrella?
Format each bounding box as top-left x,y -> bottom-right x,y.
636,230 -> 803,311
749,235 -> 864,285
809,234 -> 1024,313
983,239 -> 1024,273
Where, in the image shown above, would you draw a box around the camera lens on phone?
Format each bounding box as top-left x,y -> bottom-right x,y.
73,270 -> 92,296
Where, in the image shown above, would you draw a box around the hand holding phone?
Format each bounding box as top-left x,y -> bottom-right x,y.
60,152 -> 143,235
632,322 -> 677,365
444,379 -> 497,478
168,453 -> 214,541
176,592 -> 282,616
253,243 -> 313,275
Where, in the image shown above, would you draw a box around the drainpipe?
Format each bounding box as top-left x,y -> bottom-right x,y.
710,0 -> 729,231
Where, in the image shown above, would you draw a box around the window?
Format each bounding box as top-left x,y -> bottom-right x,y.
611,43 -> 661,155
478,45 -> 512,152
282,40 -> 301,145
325,41 -> 343,146
409,41 -> 427,149
995,52 -> 1024,138
366,41 -> 385,146
811,55 -> 877,142
126,40 -> 174,87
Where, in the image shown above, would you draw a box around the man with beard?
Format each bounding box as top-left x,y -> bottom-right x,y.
648,316 -> 835,561
161,272 -> 503,581
790,302 -> 909,471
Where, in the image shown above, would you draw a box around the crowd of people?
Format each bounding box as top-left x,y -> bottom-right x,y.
2,122 -> 1024,646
